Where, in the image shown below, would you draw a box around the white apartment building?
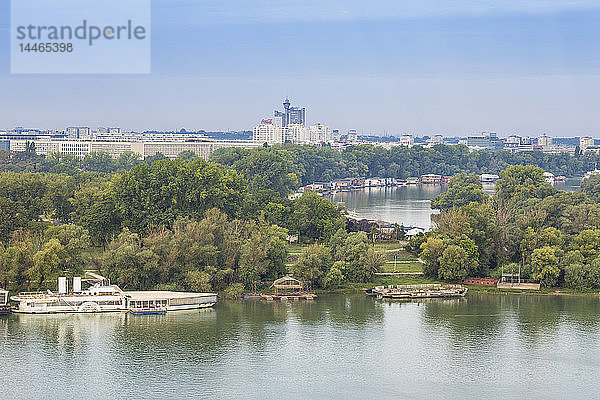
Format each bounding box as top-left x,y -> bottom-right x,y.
399,135 -> 414,147
580,137 -> 594,151
538,133 -> 552,148
286,124 -> 309,144
66,127 -> 92,140
308,123 -> 332,144
253,123 -> 285,144
10,139 -> 260,160
253,121 -> 332,145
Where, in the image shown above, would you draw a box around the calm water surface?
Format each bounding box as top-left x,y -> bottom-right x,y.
330,185 -> 444,229
330,179 -> 582,229
2,294 -> 599,399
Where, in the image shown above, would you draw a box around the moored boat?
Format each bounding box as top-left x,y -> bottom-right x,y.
367,284 -> 467,300
10,273 -> 217,314
129,308 -> 167,315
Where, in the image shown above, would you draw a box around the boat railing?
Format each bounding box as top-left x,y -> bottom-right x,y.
15,292 -> 48,298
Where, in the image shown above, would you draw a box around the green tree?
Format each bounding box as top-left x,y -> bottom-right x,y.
28,239 -> 63,289
70,183 -> 121,247
337,232 -> 384,282
322,261 -> 346,289
293,244 -> 332,287
102,229 -> 160,290
531,246 -> 560,287
437,239 -> 479,280
44,224 -> 91,274
431,173 -> 487,211
177,150 -> 198,162
82,151 -> 116,173
420,237 -> 445,277
581,174 -> 600,202
291,192 -> 345,242
495,165 -> 554,200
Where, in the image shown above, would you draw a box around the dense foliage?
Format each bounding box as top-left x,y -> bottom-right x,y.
417,165 -> 600,289
211,144 -> 600,188
0,152 -> 354,293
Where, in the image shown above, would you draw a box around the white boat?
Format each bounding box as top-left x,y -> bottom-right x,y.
10,274 -> 217,314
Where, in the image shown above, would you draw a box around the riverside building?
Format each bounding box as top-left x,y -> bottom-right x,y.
9,138 -> 260,159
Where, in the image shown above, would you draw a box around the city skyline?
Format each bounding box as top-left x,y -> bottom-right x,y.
0,1 -> 599,135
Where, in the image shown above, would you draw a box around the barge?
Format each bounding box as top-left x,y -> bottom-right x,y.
10,273 -> 217,314
365,284 -> 467,299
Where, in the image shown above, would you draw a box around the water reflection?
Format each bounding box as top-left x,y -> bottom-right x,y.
329,185 -> 444,228
2,295 -> 600,399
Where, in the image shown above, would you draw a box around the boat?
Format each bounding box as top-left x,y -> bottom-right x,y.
365,284 -> 467,300
0,288 -> 11,315
10,273 -> 217,314
129,308 -> 167,315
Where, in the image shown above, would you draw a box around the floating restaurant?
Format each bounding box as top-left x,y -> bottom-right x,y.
10,272 -> 217,314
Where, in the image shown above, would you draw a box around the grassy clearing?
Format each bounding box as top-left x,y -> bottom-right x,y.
286,244 -> 310,254
373,242 -> 405,251
385,251 -> 418,261
381,261 -> 424,273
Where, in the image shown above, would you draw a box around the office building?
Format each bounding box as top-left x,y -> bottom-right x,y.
274,98 -> 306,127
399,135 -> 414,147
66,127 -> 92,139
538,133 -> 552,148
580,137 -> 594,151
252,122 -> 285,144
9,139 -> 260,160
467,132 -> 503,151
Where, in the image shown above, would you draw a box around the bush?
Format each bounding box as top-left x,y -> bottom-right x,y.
223,283 -> 245,299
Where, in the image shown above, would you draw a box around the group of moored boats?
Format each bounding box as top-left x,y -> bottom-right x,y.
0,275 -> 469,317
364,284 -> 467,300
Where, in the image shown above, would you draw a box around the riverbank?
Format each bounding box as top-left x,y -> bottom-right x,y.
318,275 -> 600,297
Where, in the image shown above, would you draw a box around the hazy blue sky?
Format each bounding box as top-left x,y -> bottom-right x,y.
1,0 -> 599,136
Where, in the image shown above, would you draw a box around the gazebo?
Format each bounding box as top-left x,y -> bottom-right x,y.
270,275 -> 304,297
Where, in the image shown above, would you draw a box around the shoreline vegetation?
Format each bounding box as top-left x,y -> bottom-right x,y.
2,144 -> 600,299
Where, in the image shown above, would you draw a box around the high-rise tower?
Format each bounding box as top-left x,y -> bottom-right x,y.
274,98 -> 306,127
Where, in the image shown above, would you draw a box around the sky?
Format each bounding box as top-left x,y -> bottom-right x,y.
0,0 -> 599,137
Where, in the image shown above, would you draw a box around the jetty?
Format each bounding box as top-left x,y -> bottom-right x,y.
365,284 -> 467,299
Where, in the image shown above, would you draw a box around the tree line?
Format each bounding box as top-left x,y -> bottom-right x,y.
0,155 -> 368,294
210,144 -> 600,192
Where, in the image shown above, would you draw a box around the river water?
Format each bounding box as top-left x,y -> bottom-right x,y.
1,294 -> 599,399
330,185 -> 444,229
330,179 -> 582,230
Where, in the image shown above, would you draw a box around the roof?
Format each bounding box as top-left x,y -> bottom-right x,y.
271,275 -> 303,289
125,291 -> 216,301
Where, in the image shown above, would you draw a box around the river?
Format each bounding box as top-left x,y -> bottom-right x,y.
330,178 -> 582,230
1,294 -> 599,399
